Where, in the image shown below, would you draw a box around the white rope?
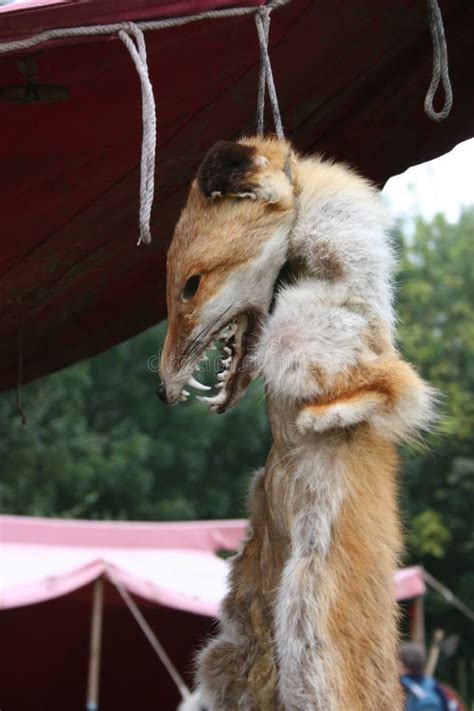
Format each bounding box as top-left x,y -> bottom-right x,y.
424,0 -> 453,122
256,8 -> 270,135
0,2 -> 290,244
118,24 -> 156,245
0,4 -> 290,56
255,8 -> 283,139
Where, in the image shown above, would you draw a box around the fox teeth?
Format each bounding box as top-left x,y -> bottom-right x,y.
217,372 -> 227,381
188,375 -> 210,391
221,357 -> 231,368
220,322 -> 238,339
223,347 -> 232,356
197,391 -> 227,406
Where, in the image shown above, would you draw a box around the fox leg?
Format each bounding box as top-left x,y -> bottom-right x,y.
295,355 -> 435,442
296,388 -> 387,433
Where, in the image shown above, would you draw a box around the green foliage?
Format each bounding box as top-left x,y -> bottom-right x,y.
0,324 -> 271,520
394,207 -> 474,690
0,206 -> 472,691
408,509 -> 451,559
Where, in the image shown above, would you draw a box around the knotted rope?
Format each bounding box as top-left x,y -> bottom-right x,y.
255,7 -> 283,138
424,0 -> 453,122
256,8 -> 270,136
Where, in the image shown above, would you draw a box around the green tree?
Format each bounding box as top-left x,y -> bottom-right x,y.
395,207 -> 474,691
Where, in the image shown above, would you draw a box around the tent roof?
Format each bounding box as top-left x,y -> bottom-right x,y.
0,0 -> 473,391
0,515 -> 426,613
0,514 -> 244,614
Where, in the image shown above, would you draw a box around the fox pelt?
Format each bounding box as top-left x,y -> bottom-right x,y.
158,136 -> 434,711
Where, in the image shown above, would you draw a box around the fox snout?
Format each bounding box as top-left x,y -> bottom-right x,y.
158,340 -> 192,406
156,381 -> 168,403
156,377 -> 189,405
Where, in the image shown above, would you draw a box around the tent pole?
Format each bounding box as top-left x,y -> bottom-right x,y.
425,628 -> 444,676
109,571 -> 190,701
86,576 -> 104,711
411,594 -> 426,649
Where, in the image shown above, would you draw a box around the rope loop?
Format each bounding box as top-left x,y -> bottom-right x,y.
118,22 -> 156,245
424,0 -> 453,122
255,8 -> 284,139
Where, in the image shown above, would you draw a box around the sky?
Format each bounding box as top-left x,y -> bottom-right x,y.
382,138 -> 474,222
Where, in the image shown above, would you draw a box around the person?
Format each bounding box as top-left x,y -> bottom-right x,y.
399,642 -> 457,711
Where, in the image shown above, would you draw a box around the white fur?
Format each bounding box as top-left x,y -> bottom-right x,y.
274,441 -> 348,710
291,162 -> 395,333
255,279 -> 368,400
296,391 -> 385,434
371,379 -> 437,442
196,227 -> 288,340
177,690 -> 210,711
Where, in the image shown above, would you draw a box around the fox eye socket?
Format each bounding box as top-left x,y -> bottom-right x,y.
182,274 -> 201,301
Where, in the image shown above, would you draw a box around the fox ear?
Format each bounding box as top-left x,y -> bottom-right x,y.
196,140 -> 293,206
197,141 -> 260,200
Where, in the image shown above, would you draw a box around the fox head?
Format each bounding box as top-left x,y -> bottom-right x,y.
158,136 -> 296,413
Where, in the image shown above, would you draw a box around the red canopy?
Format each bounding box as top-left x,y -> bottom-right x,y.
0,0 -> 473,391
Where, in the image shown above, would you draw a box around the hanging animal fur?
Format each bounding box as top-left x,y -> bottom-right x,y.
158,136 -> 435,710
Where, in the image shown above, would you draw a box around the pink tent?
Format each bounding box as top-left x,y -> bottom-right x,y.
0,515 -> 426,710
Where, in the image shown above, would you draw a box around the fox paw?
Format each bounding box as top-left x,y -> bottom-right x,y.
296,406 -> 340,435
296,391 -> 387,435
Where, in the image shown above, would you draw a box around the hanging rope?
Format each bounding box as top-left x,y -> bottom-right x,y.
0,0 -> 457,243
256,9 -> 270,136
255,8 -> 284,139
0,2 -> 290,244
424,0 -> 453,122
108,569 -> 191,700
118,24 -> 156,246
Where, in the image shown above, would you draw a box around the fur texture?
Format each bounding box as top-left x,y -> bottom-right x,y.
162,137 -> 435,710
